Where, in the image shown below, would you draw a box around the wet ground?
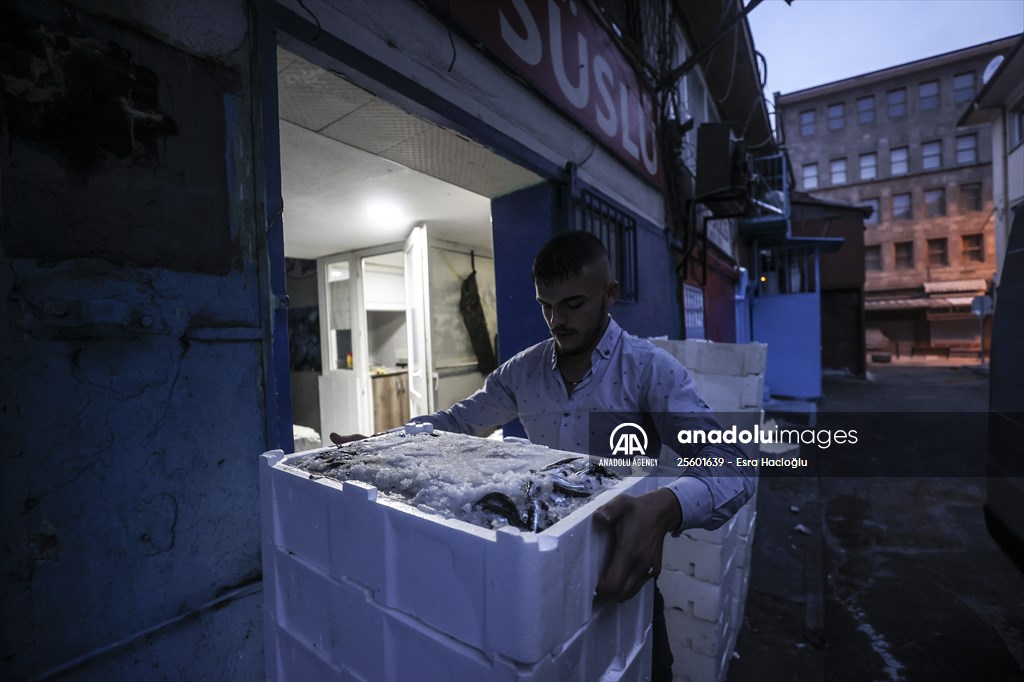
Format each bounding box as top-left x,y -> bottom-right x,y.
726,364 -> 1024,682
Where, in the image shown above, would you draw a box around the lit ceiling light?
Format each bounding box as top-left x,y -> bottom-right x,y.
365,199 -> 407,227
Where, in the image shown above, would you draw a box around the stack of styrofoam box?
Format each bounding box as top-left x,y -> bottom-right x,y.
260,441 -> 658,682
649,339 -> 767,682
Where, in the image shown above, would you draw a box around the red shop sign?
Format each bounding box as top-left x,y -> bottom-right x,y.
427,0 -> 663,187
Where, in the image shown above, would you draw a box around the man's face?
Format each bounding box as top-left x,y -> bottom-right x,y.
535,262 -> 620,356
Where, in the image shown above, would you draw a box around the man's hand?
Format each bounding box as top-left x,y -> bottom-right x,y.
594,488 -> 682,602
329,432 -> 368,445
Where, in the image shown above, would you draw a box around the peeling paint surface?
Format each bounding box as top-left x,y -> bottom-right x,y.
1,1 -> 242,275
0,0 -> 267,679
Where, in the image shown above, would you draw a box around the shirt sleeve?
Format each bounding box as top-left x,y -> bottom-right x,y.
644,350 -> 756,532
411,359 -> 521,436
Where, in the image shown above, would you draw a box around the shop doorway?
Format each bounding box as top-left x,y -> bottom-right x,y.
275,47 -> 539,446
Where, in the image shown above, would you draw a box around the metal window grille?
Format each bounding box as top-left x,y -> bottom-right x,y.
573,190 -> 639,302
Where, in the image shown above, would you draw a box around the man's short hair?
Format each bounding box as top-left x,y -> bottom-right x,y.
532,231 -> 610,286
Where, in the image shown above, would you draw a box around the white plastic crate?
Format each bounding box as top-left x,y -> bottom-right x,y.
663,523 -> 742,582
264,545 -> 653,682
261,442 -> 658,678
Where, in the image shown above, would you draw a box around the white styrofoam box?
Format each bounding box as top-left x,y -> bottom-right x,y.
650,340 -> 767,378
671,641 -> 733,682
691,374 -> 765,411
664,602 -> 729,659
735,495 -> 758,536
649,339 -> 767,413
266,619 -> 360,682
261,447 -> 657,667
735,523 -> 756,570
264,545 -> 654,682
680,512 -> 738,546
602,625 -> 652,682
658,565 -> 737,623
662,526 -> 741,582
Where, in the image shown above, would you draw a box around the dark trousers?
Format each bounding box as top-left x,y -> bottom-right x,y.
652,584 -> 674,681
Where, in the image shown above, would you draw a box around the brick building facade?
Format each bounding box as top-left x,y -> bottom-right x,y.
775,36 -> 1019,356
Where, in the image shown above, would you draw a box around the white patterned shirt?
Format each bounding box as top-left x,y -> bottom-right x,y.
417,317 -> 755,531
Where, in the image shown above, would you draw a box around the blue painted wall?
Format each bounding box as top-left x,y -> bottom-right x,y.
752,292 -> 823,399
491,182 -> 679,361
0,1 -> 269,679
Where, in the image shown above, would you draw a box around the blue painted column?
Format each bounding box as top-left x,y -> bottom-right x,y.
490,181 -> 559,437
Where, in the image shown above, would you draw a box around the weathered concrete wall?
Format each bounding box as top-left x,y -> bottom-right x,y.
0,1 -> 270,679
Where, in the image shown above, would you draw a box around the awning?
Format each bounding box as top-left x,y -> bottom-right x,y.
922,279 -> 987,294
865,297 -> 975,311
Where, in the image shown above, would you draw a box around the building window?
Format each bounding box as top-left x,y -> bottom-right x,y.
828,103 -> 845,130
865,245 -> 882,271
857,95 -> 875,124
962,233 -> 984,262
919,80 -> 940,110
800,109 -> 816,136
895,241 -> 914,268
954,72 -> 975,104
893,192 -> 912,220
888,88 -> 907,118
927,238 -> 948,266
891,146 -> 909,175
860,152 -> 878,180
925,188 -> 946,217
922,141 -> 942,170
861,197 -> 880,224
959,182 -> 983,212
574,190 -> 638,301
803,163 -> 819,189
955,134 -> 977,164
1010,105 -> 1024,149
830,158 -> 848,185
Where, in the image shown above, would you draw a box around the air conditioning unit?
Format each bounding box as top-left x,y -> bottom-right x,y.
695,123 -> 748,212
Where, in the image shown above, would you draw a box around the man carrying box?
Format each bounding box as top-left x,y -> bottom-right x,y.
333,231 -> 754,680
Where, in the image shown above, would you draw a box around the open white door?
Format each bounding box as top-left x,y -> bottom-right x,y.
404,225 -> 434,417
317,255 -> 373,441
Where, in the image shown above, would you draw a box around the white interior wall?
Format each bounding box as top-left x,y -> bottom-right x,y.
428,245 -> 497,410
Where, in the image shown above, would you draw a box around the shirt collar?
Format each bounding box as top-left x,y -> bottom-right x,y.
548,315 -> 620,370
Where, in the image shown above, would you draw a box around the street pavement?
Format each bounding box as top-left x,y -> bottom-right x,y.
726,364 -> 1024,682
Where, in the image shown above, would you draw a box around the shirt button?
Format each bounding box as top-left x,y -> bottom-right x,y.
563,413 -> 570,417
